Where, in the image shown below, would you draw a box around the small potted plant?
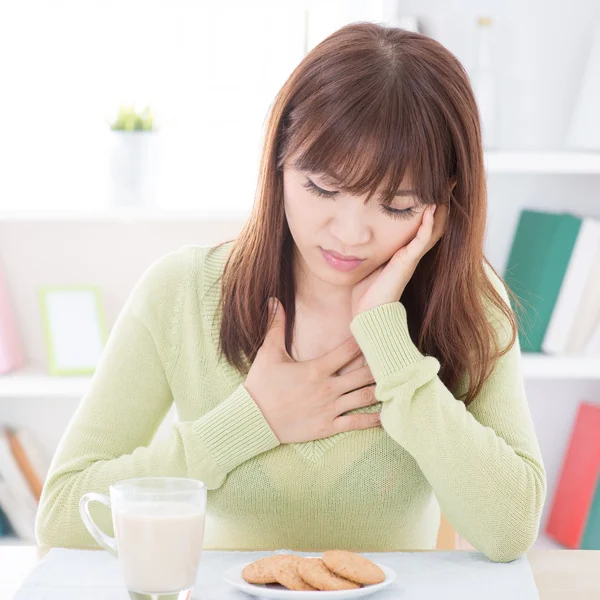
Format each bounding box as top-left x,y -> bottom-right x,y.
108,104 -> 159,208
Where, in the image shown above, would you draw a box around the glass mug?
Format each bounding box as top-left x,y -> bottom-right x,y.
80,477 -> 207,600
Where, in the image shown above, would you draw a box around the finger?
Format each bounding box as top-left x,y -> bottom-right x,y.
334,384 -> 377,415
400,205 -> 436,261
334,364 -> 375,395
308,335 -> 362,376
418,203 -> 447,256
332,411 -> 381,434
415,205 -> 436,247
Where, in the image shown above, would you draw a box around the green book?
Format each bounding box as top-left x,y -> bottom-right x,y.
581,473 -> 600,550
0,507 -> 13,536
503,210 -> 582,352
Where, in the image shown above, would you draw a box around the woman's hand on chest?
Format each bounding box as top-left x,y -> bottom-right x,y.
243,298 -> 381,444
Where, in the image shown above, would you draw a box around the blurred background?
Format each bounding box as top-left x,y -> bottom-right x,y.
1,0 -> 600,552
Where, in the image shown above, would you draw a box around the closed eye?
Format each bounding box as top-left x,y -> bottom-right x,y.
302,178 -> 337,198
301,178 -> 417,221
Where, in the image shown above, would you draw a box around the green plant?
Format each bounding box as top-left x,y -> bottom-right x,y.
110,104 -> 155,131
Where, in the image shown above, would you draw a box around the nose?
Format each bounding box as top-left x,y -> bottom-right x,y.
329,200 -> 371,248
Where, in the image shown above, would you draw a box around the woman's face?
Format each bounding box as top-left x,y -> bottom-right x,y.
282,163 -> 427,286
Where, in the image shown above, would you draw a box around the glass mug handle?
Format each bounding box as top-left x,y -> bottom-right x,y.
79,492 -> 118,558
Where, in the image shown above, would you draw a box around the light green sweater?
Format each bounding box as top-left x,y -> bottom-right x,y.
36,241 -> 546,562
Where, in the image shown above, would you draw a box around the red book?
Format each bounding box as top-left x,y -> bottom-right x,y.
546,402 -> 600,548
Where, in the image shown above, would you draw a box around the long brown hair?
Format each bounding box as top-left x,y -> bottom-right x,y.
214,22 -> 517,405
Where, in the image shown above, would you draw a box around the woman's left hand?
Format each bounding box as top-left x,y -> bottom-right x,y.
351,202 -> 449,318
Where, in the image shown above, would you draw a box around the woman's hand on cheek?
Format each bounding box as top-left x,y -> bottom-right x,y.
351,203 -> 448,318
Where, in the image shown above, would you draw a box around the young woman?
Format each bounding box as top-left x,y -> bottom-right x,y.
36,23 -> 546,562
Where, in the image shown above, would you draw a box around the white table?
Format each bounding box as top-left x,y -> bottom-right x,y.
1,546 -> 599,599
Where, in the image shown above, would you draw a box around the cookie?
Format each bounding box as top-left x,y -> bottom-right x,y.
322,550 -> 386,585
242,555 -> 287,584
297,557 -> 361,591
272,555 -> 317,591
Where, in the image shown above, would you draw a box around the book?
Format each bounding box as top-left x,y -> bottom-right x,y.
581,474 -> 600,549
6,427 -> 50,501
7,429 -> 43,501
0,427 -> 38,539
0,258 -> 25,374
0,506 -> 14,536
584,317 -> 600,356
564,236 -> 600,354
546,402 -> 600,548
542,217 -> 600,354
0,476 -> 35,539
503,210 -> 582,353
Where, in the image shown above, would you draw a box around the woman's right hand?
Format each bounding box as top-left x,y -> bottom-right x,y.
244,298 -> 381,444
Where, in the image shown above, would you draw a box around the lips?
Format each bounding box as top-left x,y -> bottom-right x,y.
322,249 -> 364,261
320,247 -> 365,272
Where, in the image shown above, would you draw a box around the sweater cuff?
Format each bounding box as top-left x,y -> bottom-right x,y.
192,383 -> 280,474
349,301 -> 424,382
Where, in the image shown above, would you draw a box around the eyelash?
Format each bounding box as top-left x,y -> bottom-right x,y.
301,179 -> 416,220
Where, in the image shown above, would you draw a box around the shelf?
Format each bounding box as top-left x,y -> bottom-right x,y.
533,532 -> 566,550
2,355 -> 600,400
0,367 -> 92,399
0,536 -> 34,546
0,207 -> 252,222
484,151 -> 600,174
520,354 -> 600,379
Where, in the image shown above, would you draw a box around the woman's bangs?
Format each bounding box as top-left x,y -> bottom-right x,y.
287,109 -> 431,207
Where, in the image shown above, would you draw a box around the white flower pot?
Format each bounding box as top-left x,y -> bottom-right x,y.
109,131 -> 159,208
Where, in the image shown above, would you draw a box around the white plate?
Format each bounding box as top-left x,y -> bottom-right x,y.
223,557 -> 397,600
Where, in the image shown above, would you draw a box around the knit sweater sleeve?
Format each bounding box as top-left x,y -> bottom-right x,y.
36,246 -> 279,548
348,270 -> 547,563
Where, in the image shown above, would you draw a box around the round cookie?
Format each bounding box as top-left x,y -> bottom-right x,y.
297,557 -> 361,591
272,555 -> 317,591
322,550 -> 386,585
242,555 -> 287,584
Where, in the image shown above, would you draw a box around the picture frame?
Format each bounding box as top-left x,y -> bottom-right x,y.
39,285 -> 108,376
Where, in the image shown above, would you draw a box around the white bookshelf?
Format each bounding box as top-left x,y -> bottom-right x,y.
533,533 -> 566,550
0,368 -> 92,400
0,536 -> 33,547
2,4 -> 600,555
2,354 -> 600,400
484,151 -> 600,174
520,354 -> 600,379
